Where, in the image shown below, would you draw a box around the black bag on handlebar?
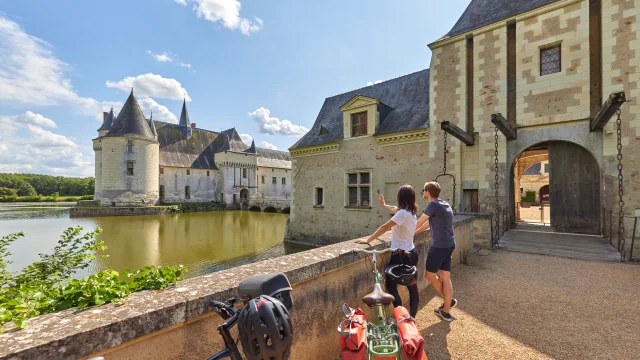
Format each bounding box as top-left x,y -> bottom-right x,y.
238,273 -> 293,310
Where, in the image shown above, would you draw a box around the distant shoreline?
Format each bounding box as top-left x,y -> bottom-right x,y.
0,195 -> 92,203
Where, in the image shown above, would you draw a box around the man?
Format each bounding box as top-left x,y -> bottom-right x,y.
415,181 -> 457,322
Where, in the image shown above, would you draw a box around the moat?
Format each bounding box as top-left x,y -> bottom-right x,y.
0,202 -> 304,279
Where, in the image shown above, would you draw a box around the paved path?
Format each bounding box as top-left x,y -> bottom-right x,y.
498,223 -> 620,262
414,250 -> 640,360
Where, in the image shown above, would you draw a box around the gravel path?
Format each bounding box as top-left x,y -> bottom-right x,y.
414,250 -> 640,360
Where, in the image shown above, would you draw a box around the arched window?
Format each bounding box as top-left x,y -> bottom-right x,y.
185,186 -> 191,199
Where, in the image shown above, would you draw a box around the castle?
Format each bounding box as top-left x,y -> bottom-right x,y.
287,0 -> 640,254
92,90 -> 292,209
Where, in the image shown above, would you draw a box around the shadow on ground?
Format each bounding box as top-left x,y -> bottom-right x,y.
412,250 -> 640,360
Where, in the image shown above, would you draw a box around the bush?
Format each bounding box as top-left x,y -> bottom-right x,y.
0,227 -> 186,331
0,187 -> 16,197
79,195 -> 94,200
521,190 -> 536,203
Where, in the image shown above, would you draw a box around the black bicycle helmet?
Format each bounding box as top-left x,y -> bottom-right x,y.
238,295 -> 293,360
385,264 -> 417,287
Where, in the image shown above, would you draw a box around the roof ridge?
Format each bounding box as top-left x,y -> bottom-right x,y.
326,68 -> 430,99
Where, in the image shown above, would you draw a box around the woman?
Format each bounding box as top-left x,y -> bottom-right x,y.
355,185 -> 419,317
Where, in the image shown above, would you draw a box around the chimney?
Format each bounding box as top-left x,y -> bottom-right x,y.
103,112 -> 109,121
190,123 -> 196,129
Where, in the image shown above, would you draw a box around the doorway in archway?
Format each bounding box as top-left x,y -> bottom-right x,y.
512,141 -> 600,234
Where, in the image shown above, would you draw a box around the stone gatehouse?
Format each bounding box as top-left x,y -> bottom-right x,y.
287,0 -> 640,253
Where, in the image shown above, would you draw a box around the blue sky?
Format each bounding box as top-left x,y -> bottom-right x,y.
0,0 -> 470,177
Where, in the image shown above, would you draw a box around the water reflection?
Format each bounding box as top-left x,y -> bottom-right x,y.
0,203 -> 301,279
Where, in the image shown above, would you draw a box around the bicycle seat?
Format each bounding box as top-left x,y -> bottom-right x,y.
362,283 -> 395,306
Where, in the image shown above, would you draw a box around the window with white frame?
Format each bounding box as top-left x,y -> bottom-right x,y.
282,177 -> 286,185
346,170 -> 371,207
272,177 -> 277,184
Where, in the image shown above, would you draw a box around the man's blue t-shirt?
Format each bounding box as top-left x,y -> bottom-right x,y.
424,199 -> 455,248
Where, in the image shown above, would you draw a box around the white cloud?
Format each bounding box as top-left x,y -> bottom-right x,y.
259,141 -> 277,150
106,73 -> 191,102
0,16 -> 122,120
147,50 -> 174,63
0,111 -> 57,135
248,107 -> 309,136
366,80 -> 383,86
178,62 -> 192,69
175,0 -> 263,36
239,133 -> 253,144
0,112 -> 92,176
138,97 -> 178,123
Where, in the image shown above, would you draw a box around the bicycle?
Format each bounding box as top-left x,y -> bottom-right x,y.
340,246 -> 404,360
207,297 -> 243,360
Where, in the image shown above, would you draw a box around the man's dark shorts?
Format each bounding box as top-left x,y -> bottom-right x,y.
425,245 -> 455,273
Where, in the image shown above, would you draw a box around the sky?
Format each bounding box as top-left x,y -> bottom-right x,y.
0,0 -> 470,177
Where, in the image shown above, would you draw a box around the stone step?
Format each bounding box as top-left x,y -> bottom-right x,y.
498,244 -> 621,262
502,236 -> 617,252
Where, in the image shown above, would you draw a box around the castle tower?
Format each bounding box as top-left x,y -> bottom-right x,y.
98,90 -> 160,206
93,108 -> 115,199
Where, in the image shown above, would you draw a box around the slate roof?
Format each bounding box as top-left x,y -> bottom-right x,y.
105,91 -> 157,141
98,108 -> 115,131
156,122 -> 220,169
256,148 -> 292,169
441,0 -> 560,40
290,69 -> 430,150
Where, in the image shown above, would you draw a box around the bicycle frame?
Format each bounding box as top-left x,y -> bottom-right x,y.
353,247 -> 402,360
207,301 -> 243,360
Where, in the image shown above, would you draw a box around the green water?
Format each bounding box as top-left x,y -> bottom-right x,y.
0,203 -> 305,279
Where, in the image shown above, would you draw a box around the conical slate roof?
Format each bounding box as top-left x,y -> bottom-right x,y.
149,113 -> 158,138
179,99 -> 190,127
105,90 -> 157,141
98,108 -> 115,131
244,139 -> 256,154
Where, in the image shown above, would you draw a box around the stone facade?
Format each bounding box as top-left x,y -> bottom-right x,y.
289,0 -> 640,257
94,93 -> 292,210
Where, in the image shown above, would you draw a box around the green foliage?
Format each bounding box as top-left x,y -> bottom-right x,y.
0,173 -> 94,197
79,195 -> 94,201
0,187 -> 16,197
521,191 -> 536,203
0,227 -> 186,332
0,195 -> 86,203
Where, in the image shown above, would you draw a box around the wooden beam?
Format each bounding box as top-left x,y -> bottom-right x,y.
440,121 -> 474,146
591,91 -> 626,131
491,113 -> 517,140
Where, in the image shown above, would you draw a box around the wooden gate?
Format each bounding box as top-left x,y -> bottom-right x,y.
549,142 -> 600,234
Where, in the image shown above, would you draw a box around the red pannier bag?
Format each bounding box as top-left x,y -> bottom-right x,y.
338,308 -> 368,360
394,306 -> 428,360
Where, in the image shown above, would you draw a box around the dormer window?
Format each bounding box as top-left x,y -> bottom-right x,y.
351,112 -> 368,137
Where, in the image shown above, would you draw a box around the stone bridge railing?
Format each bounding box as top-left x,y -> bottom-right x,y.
0,215 -> 483,360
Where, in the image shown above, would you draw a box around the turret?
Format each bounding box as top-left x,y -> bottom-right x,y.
179,98 -> 192,139
98,108 -> 115,137
98,90 -> 160,206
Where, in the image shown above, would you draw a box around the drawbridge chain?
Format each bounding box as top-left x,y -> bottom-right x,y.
436,129 -> 457,211
616,108 -> 625,261
494,126 -> 501,246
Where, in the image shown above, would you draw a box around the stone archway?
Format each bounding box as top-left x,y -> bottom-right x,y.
509,140 -> 601,234
240,189 -> 249,210
506,122 -> 603,230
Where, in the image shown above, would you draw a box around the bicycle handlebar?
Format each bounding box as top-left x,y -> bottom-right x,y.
210,300 -> 238,320
351,247 -> 399,255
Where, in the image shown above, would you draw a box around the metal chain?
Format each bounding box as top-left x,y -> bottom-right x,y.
494,126 -> 500,245
440,129 -> 456,211
616,108 -> 625,261
442,131 -> 447,174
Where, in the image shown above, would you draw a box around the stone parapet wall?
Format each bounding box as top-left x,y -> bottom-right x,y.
0,216 -> 480,360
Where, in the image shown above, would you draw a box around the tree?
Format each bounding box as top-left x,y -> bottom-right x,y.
0,187 -> 17,197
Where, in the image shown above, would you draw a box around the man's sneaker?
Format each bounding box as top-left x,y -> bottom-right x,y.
434,308 -> 454,322
438,299 -> 458,310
